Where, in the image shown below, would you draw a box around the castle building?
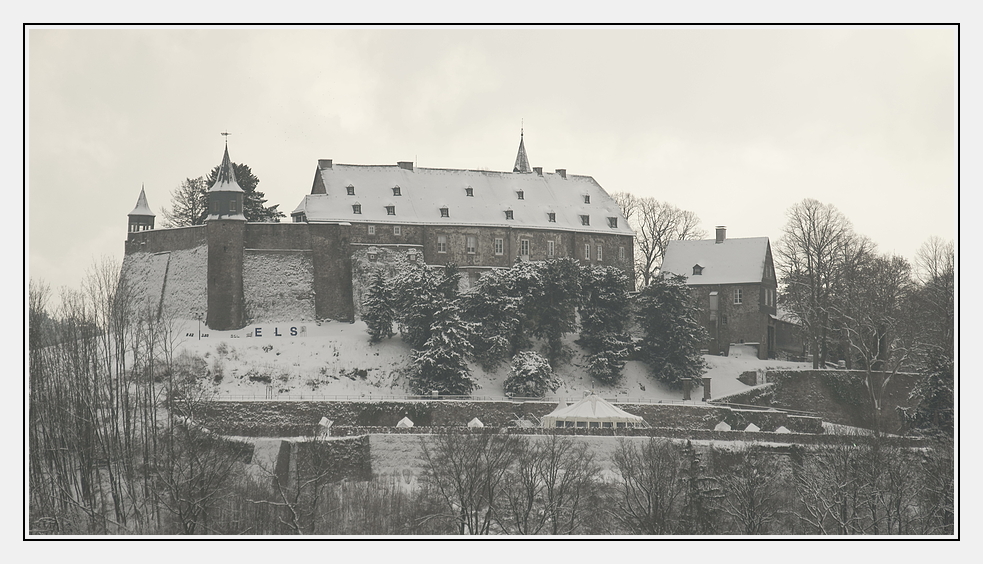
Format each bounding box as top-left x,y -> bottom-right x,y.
123,132 -> 635,330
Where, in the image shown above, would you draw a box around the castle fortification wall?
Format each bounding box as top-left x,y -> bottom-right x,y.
243,250 -> 316,323
120,244 -> 207,320
125,225 -> 206,255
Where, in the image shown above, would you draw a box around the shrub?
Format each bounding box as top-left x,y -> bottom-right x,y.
504,351 -> 561,398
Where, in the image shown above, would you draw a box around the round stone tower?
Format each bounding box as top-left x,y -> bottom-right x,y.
205,143 -> 247,330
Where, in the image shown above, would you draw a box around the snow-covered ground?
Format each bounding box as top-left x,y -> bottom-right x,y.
169,318 -> 810,404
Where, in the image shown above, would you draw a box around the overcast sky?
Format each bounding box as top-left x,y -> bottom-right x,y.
28,26 -> 955,293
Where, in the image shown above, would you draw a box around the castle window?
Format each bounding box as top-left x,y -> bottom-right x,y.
440,207 -> 449,218
386,205 -> 395,215
352,204 -> 362,214
394,226 -> 401,236
520,239 -> 530,257
608,217 -> 618,228
597,245 -> 602,261
346,184 -> 355,195
229,199 -> 237,213
392,186 -> 401,196
437,236 -> 447,253
548,212 -> 556,222
516,190 -> 524,200
466,236 -> 477,254
693,264 -> 704,276
580,215 -> 590,226
548,240 -> 555,257
368,225 -> 376,235
584,194 -> 590,204
465,186 -> 473,197
584,244 -> 591,260
505,210 -> 514,220
734,288 -> 743,305
368,251 -> 377,262
494,238 -> 504,255
619,246 -> 625,260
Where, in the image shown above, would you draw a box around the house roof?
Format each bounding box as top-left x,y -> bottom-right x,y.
660,237 -> 771,285
541,394 -> 645,425
209,144 -> 244,193
128,186 -> 155,217
292,162 -> 634,236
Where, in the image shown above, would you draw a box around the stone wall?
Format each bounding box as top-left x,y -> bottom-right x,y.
125,225 -> 206,255
243,250 -> 315,323
206,220 -> 246,330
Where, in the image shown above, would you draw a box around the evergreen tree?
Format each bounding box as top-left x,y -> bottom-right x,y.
460,270 -> 525,369
394,264 -> 460,350
636,274 -> 708,388
527,258 -> 581,365
408,302 -> 476,396
903,349 -> 954,437
205,161 -> 284,222
362,274 -> 395,342
503,351 -> 561,398
578,266 -> 633,385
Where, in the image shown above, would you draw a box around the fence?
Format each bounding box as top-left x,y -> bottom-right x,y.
214,392 -> 701,406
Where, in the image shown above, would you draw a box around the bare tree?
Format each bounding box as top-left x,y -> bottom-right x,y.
419,429 -> 524,535
718,447 -> 784,534
610,193 -> 706,287
776,199 -> 870,368
610,438 -> 685,534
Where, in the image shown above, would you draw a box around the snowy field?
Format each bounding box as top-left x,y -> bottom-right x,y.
169,318 -> 810,404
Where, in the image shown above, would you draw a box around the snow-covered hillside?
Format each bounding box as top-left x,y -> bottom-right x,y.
169,318 -> 809,403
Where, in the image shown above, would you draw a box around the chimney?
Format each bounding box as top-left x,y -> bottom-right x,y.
555,168 -> 566,179
533,167 -> 543,176
318,159 -> 333,169
715,226 -> 726,244
397,161 -> 414,171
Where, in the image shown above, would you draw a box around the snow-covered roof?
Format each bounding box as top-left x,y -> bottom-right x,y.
541,394 -> 645,426
292,162 -> 634,236
209,145 -> 244,193
128,186 -> 155,217
660,237 -> 771,285
771,307 -> 800,325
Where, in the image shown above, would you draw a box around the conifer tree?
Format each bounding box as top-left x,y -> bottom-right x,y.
362,274 -> 395,342
579,266 -> 632,384
409,302 -> 476,396
636,274 -> 708,387
527,258 -> 581,365
503,351 -> 560,398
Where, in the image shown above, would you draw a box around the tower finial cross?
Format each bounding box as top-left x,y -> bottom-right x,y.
221,131 -> 231,145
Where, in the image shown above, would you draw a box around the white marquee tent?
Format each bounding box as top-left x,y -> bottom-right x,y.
541,394 -> 647,429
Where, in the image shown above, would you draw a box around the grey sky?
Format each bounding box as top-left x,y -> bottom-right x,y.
28,27 -> 955,293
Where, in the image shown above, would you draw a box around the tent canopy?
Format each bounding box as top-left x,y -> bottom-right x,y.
396,416 -> 414,428
541,394 -> 646,428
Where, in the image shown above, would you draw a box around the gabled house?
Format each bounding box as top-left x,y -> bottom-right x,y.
660,226 -> 784,360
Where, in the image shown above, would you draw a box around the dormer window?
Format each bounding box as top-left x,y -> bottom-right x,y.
352,203 -> 362,214
548,212 -> 556,223
346,184 -> 355,195
608,217 -> 618,228
693,264 -> 704,276
505,209 -> 514,220
580,215 -> 590,226
392,185 -> 401,196
584,194 -> 591,204
386,205 -> 395,215
440,207 -> 449,218
465,186 -> 474,197
516,190 -> 524,200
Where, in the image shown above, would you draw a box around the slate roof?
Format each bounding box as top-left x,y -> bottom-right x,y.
209,145 -> 243,193
513,131 -> 531,173
292,163 -> 634,236
128,186 -> 155,217
660,237 -> 771,285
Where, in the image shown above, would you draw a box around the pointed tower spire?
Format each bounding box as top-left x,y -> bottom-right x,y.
210,144 -> 243,193
127,184 -> 155,233
513,126 -> 531,173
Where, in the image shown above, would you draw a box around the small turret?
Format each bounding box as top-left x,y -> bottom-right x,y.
206,143 -> 246,221
127,185 -> 155,232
